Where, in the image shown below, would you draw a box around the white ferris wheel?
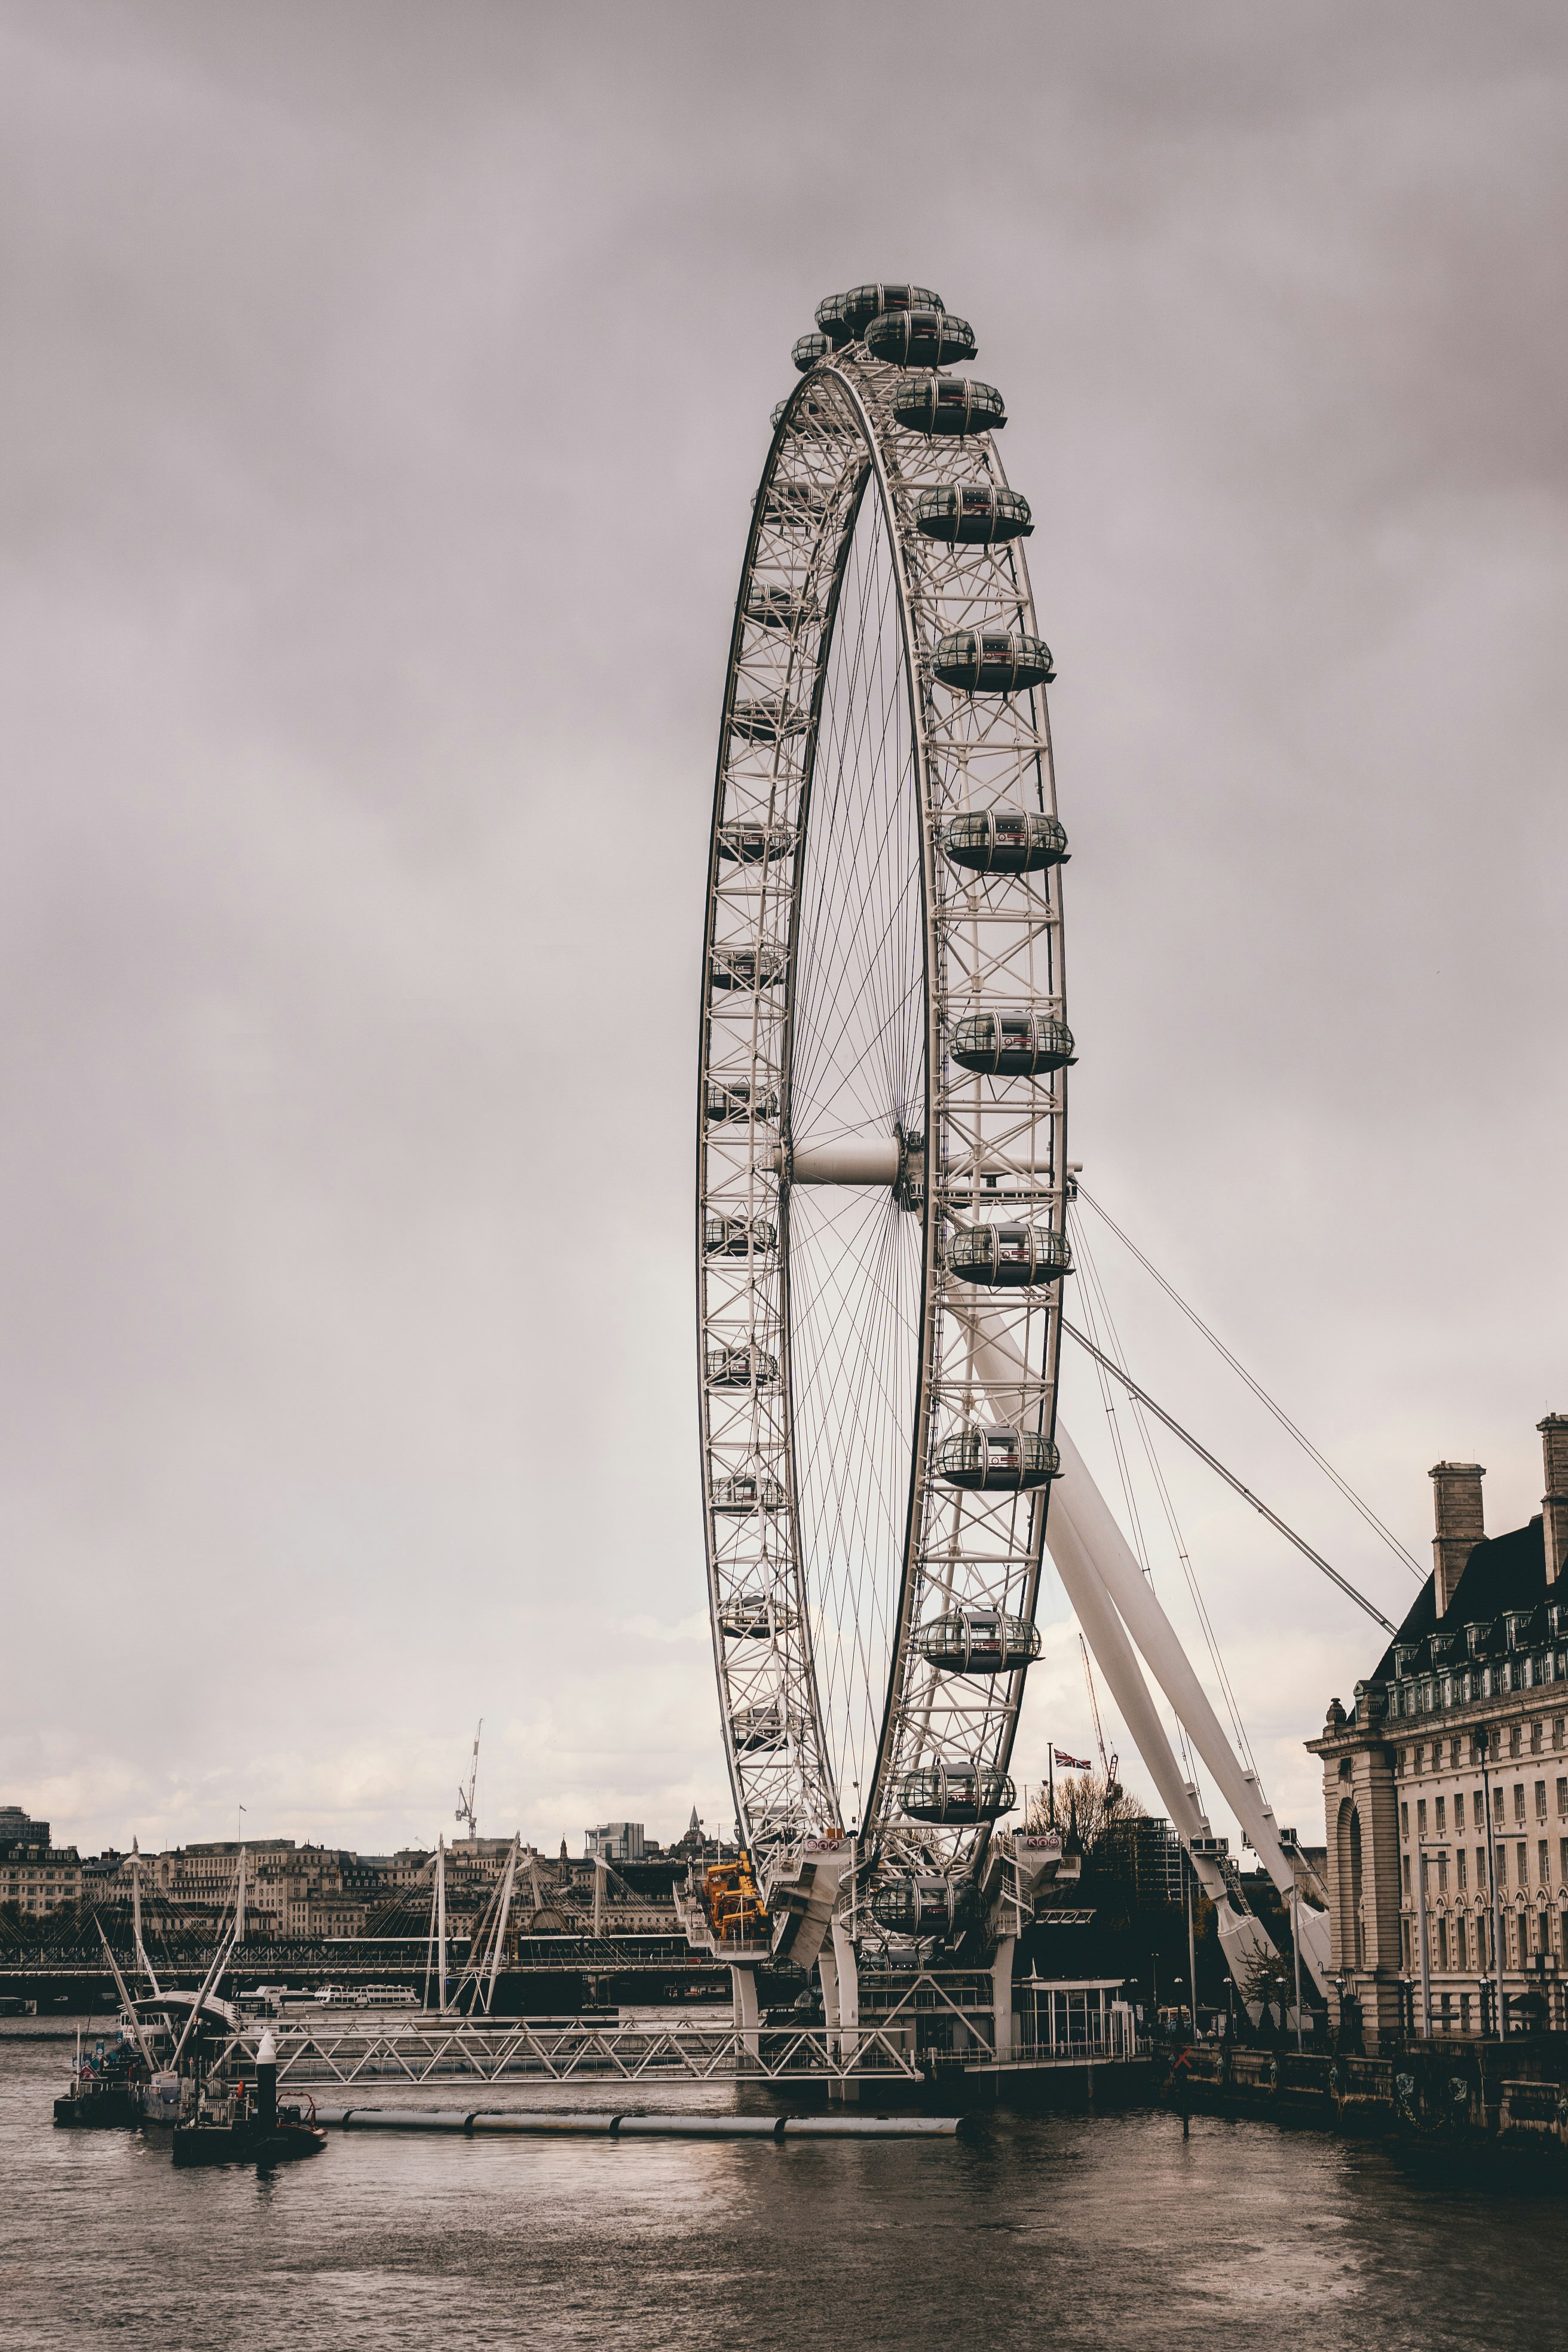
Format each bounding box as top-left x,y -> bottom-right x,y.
696,284 -> 1344,2002
697,283 -> 1070,1924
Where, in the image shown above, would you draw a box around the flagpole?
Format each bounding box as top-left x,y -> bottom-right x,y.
1048,1746 -> 1055,1827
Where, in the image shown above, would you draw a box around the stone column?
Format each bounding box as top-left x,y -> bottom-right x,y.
1430,1461 -> 1486,1615
1309,1701 -> 1405,2053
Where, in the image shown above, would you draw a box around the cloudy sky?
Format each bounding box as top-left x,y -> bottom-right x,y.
3,1 -> 1564,1864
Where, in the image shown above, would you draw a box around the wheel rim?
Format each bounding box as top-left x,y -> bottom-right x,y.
699,309 -> 1069,1905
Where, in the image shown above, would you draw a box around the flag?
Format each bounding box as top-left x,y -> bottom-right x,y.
1054,1750 -> 1093,1771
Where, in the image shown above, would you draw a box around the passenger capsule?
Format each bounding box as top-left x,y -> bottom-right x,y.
710,945 -> 787,991
949,1011 -> 1074,1076
864,308 -> 976,369
706,1343 -> 779,1388
915,484 -> 1033,543
899,1759 -> 1015,1824
704,1214 -> 777,1256
815,283 -> 944,347
935,628 -> 1054,692
892,376 -> 1006,436
712,1473 -> 787,1515
718,820 -> 798,865
719,1591 -> 795,1637
730,697 -> 808,743
757,480 -> 829,528
747,585 -> 818,630
730,1702 -> 797,1753
915,1612 -> 1042,1675
947,1223 -> 1071,1288
869,1875 -> 971,1935
939,807 -> 1067,874
705,1077 -> 780,1125
937,1425 -> 1059,1490
792,332 -> 834,372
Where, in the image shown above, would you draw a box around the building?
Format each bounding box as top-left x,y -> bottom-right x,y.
1309,1414 -> 1568,2051
585,1821 -> 645,1863
0,1809 -> 84,1917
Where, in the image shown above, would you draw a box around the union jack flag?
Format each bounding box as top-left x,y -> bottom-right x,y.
1054,1749 -> 1093,1771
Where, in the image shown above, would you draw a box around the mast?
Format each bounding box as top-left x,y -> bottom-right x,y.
484,1836 -> 520,2015
130,1839 -> 160,1993
436,1836 -> 448,2014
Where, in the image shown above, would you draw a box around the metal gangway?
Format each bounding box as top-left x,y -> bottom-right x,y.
213,2013 -> 925,2088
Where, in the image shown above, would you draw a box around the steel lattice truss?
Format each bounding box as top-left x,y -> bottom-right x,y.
698,325 -> 1068,1904
215,2018 -> 923,2086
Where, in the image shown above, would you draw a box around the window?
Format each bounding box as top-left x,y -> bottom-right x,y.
1538,1781 -> 1549,1821
1417,1799 -> 1428,1836
1498,1845 -> 1509,1888
1518,1841 -> 1529,1888
1478,1846 -> 1487,1888
1456,1792 -> 1466,1832
1401,1801 -> 1410,1839
1436,1796 -> 1447,1832
1557,1778 -> 1567,1816
1511,1726 -> 1523,1757
1541,1841 -> 1551,1888
1533,1721 -> 1545,1754
1401,1915 -> 1412,1967
1458,1847 -> 1469,1890
1561,1838 -> 1568,1885
1555,1719 -> 1565,1750
1437,1918 -> 1450,1968
1401,1855 -> 1411,1897
1514,1784 -> 1527,1822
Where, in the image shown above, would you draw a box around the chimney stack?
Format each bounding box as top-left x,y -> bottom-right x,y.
1429,1461 -> 1485,1615
1539,1416 -> 1568,1586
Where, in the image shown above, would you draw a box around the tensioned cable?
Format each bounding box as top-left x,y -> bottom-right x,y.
1061,1320 -> 1397,1634
1076,1184 -> 1423,1581
1070,1206 -> 1257,1783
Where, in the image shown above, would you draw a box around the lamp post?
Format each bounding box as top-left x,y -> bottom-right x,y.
1477,1728 -> 1507,2042
1413,1838 -> 1450,2041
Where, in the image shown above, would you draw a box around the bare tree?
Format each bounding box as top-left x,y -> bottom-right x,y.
1025,1771 -> 1145,1852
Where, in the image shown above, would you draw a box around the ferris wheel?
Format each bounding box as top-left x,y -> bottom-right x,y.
697,282 -> 1071,1910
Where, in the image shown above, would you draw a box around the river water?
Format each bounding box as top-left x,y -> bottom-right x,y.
4,2038 -> 1566,2350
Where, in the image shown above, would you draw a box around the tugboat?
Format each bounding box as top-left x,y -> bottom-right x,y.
171,2030 -> 326,2168
53,2031 -> 144,2129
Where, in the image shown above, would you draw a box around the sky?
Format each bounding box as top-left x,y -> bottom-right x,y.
2,0 -> 1565,1864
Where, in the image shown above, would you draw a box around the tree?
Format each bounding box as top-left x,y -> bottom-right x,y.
1026,1769 -> 1145,1853
1237,1946 -> 1294,2038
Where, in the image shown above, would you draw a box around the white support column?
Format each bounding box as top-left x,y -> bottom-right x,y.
829,1921 -> 860,2101
1055,1420 -> 1333,1997
991,1934 -> 1016,2062
730,1964 -> 760,2062
1046,1482 -> 1281,1990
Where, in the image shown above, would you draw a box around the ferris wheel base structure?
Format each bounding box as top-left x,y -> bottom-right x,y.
696,279 -> 1327,2009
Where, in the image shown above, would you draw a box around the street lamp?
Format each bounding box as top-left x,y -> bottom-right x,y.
1475,1727 -> 1508,2043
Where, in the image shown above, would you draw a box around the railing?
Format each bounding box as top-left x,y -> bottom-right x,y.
213,2016 -> 925,2085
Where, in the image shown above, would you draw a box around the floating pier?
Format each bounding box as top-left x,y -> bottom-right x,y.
313,2105 -> 958,2139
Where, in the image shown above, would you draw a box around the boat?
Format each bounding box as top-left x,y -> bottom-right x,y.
171,2031 -> 326,2167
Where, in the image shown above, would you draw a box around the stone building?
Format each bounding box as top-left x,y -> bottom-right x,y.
1309,1414 -> 1568,2050
0,1809 -> 84,1916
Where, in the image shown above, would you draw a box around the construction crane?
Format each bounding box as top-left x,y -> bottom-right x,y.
456,1720 -> 482,1839
1079,1634 -> 1119,1796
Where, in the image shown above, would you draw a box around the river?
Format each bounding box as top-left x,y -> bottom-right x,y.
4,2038 -> 1566,2350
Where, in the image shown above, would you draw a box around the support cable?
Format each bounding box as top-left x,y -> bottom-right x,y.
1067,1211 -> 1212,1806
1070,1208 -> 1258,1781
1062,1320 -> 1397,1634
1076,1184 -> 1423,1579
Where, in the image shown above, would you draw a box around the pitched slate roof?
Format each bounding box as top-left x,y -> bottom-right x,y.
1370,1517 -> 1547,1680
